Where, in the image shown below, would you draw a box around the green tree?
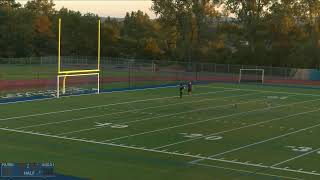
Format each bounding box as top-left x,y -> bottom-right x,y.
297,0 -> 320,67
101,17 -> 122,57
24,0 -> 55,16
220,0 -> 273,57
0,0 -> 36,58
151,0 -> 220,62
144,37 -> 162,59
0,0 -> 20,8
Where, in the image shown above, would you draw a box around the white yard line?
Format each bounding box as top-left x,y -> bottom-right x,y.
0,89 -> 236,122
190,162 -> 303,180
154,108 -> 320,150
0,126 -> 210,159
15,89 -> 246,130
57,98 -> 263,136
0,127 -> 317,178
272,147 -> 320,167
195,157 -> 320,177
102,97 -> 316,143
191,117 -> 320,164
271,166 -> 320,176
0,85 -> 178,105
198,85 -> 320,97
4,83 -> 319,122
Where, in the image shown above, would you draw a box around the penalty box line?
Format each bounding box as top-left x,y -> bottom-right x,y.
0,89 -> 239,122
15,89 -> 248,130
0,127 -> 317,178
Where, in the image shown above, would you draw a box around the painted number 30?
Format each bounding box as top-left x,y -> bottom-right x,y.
180,133 -> 223,141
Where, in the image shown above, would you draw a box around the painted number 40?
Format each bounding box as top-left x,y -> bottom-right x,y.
180,133 -> 223,141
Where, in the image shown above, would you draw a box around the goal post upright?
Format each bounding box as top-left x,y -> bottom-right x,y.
56,18 -> 101,98
97,19 -> 101,71
58,18 -> 61,74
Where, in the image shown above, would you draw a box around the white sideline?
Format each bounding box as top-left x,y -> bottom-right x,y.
102,98 -> 318,143
0,127 -> 317,177
57,97 -> 263,136
154,108 -> 320,150
190,162 -> 302,180
191,114 -> 320,164
15,89 -> 243,130
0,89 -> 236,122
0,85 -> 178,105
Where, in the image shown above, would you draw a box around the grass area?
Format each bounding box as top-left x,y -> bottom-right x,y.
1,83 -> 320,179
0,64 -> 161,80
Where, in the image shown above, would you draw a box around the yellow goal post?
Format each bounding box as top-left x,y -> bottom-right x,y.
56,18 -> 101,98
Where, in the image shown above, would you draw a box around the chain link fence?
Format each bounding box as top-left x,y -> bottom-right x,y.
1,56 -> 320,98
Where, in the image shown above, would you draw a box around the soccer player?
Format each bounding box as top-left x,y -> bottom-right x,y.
187,81 -> 193,96
179,83 -> 184,98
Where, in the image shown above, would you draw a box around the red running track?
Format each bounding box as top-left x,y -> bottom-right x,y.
1,76 -> 320,91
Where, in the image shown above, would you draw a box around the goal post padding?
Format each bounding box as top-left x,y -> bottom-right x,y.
239,69 -> 265,83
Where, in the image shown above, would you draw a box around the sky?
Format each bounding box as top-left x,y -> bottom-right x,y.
17,0 -> 156,18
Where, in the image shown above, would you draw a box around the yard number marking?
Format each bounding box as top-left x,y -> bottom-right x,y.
267,96 -> 288,100
95,122 -> 128,129
286,146 -> 313,152
180,133 -> 223,141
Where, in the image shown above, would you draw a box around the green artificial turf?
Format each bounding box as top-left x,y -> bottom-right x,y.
0,83 -> 320,179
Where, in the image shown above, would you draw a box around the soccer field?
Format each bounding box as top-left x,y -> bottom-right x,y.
1,83 -> 320,180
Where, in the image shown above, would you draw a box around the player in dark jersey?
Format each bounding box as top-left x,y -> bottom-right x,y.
179,83 -> 184,98
187,81 -> 192,96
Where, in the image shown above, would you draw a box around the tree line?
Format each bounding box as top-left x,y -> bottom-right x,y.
1,0 -> 320,68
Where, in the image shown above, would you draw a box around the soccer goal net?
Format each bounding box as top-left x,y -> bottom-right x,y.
239,69 -> 264,83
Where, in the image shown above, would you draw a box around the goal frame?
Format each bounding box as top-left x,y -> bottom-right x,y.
239,69 -> 265,84
56,18 -> 101,98
57,73 -> 100,98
